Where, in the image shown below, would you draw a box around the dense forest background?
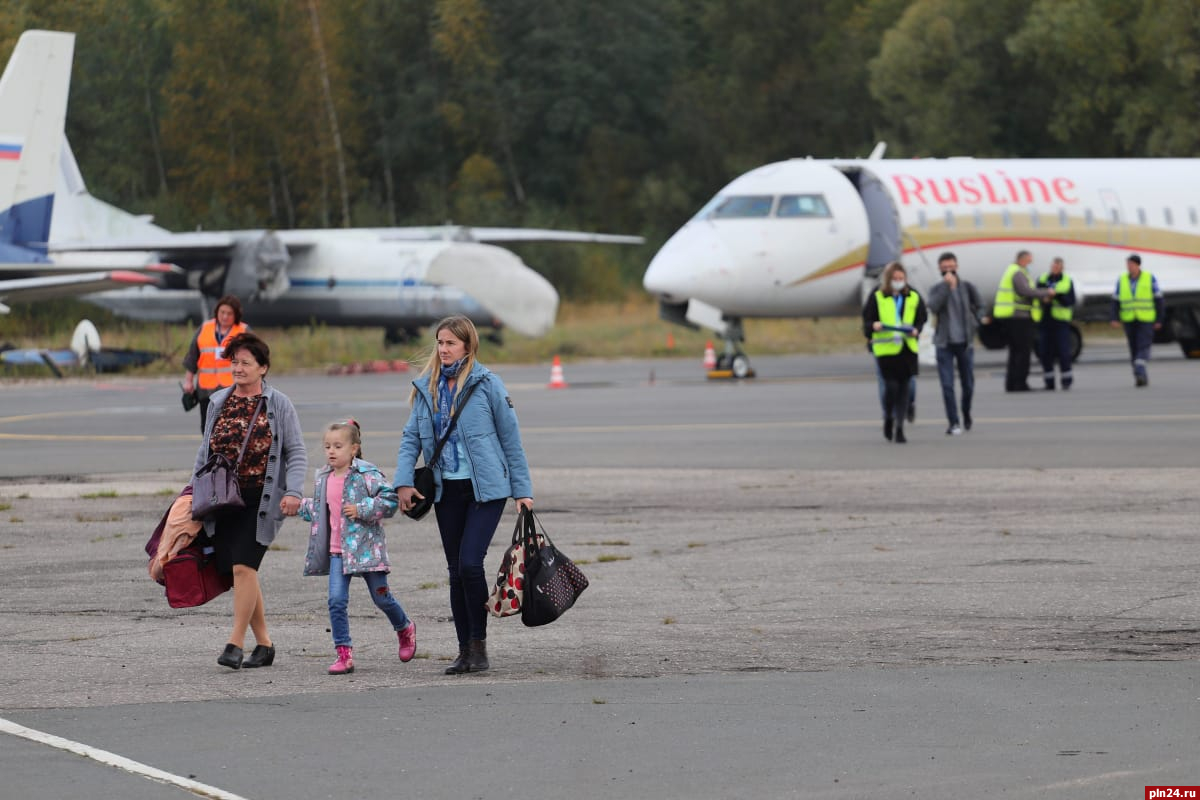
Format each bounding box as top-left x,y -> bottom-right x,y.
3,0 -> 1199,299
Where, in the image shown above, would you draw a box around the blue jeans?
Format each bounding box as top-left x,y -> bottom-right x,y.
328,555 -> 410,648
875,362 -> 916,420
434,479 -> 507,645
935,343 -> 974,427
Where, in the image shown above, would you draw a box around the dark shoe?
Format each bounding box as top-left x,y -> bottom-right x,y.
906,404 -> 916,423
883,418 -> 893,441
1062,380 -> 1072,391
946,424 -> 963,436
445,645 -> 469,675
1135,375 -> 1148,387
1044,379 -> 1055,391
894,427 -> 907,444
466,639 -> 489,672
963,412 -> 973,431
218,643 -> 243,670
1006,385 -> 1032,393
243,644 -> 275,668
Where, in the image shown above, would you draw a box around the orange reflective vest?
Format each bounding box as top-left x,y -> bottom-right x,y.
196,319 -> 248,390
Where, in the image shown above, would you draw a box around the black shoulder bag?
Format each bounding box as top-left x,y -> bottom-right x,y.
404,380 -> 480,520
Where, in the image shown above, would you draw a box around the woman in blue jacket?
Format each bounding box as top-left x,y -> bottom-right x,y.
394,315 -> 533,675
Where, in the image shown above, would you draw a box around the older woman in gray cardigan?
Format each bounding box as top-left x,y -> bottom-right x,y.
192,332 -> 307,670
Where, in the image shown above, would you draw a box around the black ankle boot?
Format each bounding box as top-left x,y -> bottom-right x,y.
243,644 -> 275,668
467,639 -> 489,672
217,643 -> 243,670
445,645 -> 469,675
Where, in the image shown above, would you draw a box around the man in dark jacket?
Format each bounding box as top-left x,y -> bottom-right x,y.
927,252 -> 987,435
993,250 -> 1055,392
1033,257 -> 1077,390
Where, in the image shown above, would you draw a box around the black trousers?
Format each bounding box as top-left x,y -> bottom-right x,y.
1037,319 -> 1074,386
1003,317 -> 1035,390
1123,321 -> 1155,379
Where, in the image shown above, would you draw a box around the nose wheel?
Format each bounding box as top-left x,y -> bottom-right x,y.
714,351 -> 754,378
708,319 -> 756,379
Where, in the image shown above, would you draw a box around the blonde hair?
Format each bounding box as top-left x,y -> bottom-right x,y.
326,418 -> 363,459
880,261 -> 907,297
409,315 -> 479,411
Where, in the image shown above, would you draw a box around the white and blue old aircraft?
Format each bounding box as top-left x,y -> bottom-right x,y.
2,30 -> 641,341
0,30 -> 166,312
644,146 -> 1200,376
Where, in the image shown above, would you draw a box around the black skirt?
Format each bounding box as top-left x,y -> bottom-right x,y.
209,488 -> 268,573
876,350 -> 918,382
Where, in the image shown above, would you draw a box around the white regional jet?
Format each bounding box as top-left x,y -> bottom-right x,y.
2,30 -> 641,341
644,146 -> 1200,376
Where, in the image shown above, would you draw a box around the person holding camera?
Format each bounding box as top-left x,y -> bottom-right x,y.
393,316 -> 533,675
927,252 -> 987,435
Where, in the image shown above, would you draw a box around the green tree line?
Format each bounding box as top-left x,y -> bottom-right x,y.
3,0 -> 1199,298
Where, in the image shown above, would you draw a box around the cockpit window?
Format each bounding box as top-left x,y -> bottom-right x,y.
776,194 -> 831,218
709,195 -> 774,218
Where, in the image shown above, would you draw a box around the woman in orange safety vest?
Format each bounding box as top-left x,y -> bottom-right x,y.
182,295 -> 250,432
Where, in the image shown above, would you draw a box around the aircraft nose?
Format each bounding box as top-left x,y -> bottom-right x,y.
643,223 -> 733,302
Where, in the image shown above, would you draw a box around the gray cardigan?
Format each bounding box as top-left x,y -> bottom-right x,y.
192,382 -> 307,546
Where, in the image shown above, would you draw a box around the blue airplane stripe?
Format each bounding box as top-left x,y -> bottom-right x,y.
290,278 -> 428,288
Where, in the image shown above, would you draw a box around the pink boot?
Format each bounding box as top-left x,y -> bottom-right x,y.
398,621 -> 416,663
328,645 -> 354,675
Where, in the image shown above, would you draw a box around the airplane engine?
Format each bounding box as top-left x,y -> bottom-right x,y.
223,232 -> 291,302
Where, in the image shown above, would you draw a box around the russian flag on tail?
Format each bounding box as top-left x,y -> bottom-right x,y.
0,139 -> 23,161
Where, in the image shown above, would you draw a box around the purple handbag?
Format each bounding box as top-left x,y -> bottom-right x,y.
191,397 -> 263,521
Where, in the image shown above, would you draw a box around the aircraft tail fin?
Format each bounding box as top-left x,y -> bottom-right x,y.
51,136 -> 171,243
0,30 -> 74,258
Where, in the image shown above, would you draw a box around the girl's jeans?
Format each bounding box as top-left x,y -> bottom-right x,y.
434,479 -> 506,645
328,555 -> 410,648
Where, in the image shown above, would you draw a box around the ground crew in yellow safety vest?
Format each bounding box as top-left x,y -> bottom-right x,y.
1033,257 -> 1076,390
862,261 -> 926,444
992,250 -> 1055,392
1109,254 -> 1164,387
182,294 -> 250,432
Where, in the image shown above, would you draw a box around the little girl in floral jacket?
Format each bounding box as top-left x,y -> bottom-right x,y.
299,420 -> 413,674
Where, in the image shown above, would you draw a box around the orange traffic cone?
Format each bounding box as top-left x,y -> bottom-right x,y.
547,355 -> 568,389
703,341 -> 717,370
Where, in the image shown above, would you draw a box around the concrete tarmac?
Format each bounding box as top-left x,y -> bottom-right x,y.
0,343 -> 1197,798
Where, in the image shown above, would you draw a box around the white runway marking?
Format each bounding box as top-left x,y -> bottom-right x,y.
0,717 -> 249,800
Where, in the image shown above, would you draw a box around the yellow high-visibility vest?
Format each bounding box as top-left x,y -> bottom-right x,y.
1118,272 -> 1156,323
1032,273 -> 1073,322
871,289 -> 920,356
993,263 -> 1032,319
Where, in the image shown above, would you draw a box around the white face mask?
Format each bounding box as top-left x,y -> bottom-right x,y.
891,279 -> 906,292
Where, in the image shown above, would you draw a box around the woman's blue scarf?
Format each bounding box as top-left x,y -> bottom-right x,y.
433,357 -> 468,471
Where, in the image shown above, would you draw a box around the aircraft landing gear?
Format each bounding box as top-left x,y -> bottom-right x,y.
384,326 -> 420,346
711,318 -> 756,379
